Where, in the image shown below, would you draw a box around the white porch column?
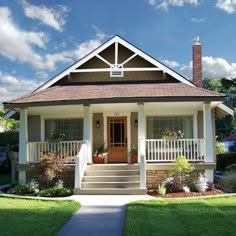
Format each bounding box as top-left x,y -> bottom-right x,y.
19,109 -> 28,184
83,105 -> 92,164
138,103 -> 145,162
203,103 -> 214,162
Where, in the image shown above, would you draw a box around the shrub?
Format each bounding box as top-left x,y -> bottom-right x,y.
165,178 -> 183,193
219,172 -> 236,189
207,182 -> 215,191
216,153 -> 236,171
7,184 -> 36,195
157,183 -> 166,195
216,142 -> 228,154
0,131 -> 19,146
171,156 -> 194,184
30,156 -> 67,186
38,187 -> 72,197
194,174 -> 208,192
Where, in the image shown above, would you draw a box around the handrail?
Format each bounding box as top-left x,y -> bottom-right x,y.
75,140 -> 88,190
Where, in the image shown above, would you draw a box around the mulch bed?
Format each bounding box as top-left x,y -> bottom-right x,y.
148,188 -> 224,198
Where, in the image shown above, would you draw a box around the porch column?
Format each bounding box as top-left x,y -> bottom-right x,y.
19,109 -> 28,184
83,105 -> 92,164
138,103 -> 145,162
203,103 -> 214,162
203,103 -> 214,181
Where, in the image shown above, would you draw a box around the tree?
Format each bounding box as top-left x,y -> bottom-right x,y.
0,109 -> 19,131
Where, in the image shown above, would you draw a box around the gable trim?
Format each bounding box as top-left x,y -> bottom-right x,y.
34,35 -> 194,93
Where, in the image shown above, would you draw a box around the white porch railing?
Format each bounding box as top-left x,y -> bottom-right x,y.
146,139 -> 205,162
27,141 -> 83,163
75,140 -> 88,189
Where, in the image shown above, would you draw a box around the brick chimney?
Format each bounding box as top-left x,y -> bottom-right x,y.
192,36 -> 202,87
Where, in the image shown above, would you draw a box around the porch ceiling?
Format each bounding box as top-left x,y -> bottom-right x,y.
4,83 -> 224,109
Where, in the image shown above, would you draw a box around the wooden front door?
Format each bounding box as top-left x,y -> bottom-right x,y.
107,117 -> 127,163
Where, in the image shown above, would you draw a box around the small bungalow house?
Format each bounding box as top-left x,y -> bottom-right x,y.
3,35 -> 233,194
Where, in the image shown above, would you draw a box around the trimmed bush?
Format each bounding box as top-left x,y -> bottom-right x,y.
216,153 -> 236,170
38,187 -> 72,197
219,172 -> 236,189
0,131 -> 19,146
165,179 -> 183,193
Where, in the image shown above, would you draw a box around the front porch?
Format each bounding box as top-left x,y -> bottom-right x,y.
17,101 -> 215,192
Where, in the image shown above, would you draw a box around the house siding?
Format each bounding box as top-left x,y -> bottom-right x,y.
28,115 -> 41,142
93,113 -> 104,152
130,112 -> 138,149
197,111 -> 203,139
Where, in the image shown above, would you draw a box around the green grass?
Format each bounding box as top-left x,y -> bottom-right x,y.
124,196 -> 236,236
0,174 -> 11,184
0,197 -> 80,236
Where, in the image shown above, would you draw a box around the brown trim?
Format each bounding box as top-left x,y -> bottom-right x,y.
4,96 -> 225,109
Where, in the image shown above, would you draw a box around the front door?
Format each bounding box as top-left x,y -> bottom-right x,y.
107,117 -> 127,163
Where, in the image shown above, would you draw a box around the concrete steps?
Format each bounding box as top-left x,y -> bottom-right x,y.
74,164 -> 146,195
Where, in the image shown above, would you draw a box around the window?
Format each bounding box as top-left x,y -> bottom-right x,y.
147,116 -> 193,139
45,119 -> 83,141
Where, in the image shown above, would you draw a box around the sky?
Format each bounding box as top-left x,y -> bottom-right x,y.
1,0 -> 236,105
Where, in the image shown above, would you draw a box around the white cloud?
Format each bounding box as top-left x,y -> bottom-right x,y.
35,71 -> 49,80
20,0 -> 69,31
148,0 -> 199,11
0,71 -> 43,104
191,17 -> 206,23
181,56 -> 236,80
0,7 -> 48,69
161,59 -> 180,68
0,7 -> 106,71
216,0 -> 236,14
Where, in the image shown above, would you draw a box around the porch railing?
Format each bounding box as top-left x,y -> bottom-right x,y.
146,139 -> 205,162
75,140 -> 88,189
27,141 -> 83,163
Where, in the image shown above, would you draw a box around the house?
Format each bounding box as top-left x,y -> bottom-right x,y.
3,35 -> 233,194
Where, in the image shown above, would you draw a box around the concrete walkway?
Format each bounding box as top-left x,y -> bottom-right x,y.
56,195 -> 154,236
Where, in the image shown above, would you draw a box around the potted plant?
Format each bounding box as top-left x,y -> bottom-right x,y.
93,144 -> 108,164
130,144 -> 138,163
162,128 -> 184,140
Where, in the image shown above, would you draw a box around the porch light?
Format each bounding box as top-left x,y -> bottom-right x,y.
134,119 -> 138,128
96,120 -> 100,129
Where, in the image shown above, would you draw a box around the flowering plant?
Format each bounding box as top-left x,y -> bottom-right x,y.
162,128 -> 184,139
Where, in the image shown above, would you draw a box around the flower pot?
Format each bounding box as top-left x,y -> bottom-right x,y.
93,155 -> 104,164
131,154 -> 138,163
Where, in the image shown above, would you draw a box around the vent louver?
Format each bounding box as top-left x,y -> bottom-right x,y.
110,64 -> 123,77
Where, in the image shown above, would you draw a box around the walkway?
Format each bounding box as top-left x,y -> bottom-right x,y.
56,195 -> 154,236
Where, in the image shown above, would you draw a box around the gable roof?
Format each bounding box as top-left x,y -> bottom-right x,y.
34,35 -> 194,93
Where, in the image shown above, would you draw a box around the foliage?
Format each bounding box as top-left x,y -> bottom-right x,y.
129,144 -> 137,155
93,143 -> 108,157
171,156 -> 194,184
30,155 -> 67,186
203,78 -> 236,139
220,172 -> 236,189
7,184 -> 37,195
207,182 -> 215,191
39,186 -> 72,197
0,131 -> 19,146
0,197 -> 80,236
165,178 -> 183,193
0,108 -> 19,131
183,185 -> 190,192
216,142 -> 228,154
157,183 -> 166,195
162,128 -> 184,138
216,152 -> 236,170
124,196 -> 236,236
194,174 -> 208,192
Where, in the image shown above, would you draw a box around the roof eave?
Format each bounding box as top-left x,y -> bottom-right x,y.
3,96 -> 225,109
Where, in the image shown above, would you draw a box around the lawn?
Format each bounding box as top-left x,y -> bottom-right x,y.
124,196 -> 236,236
0,197 -> 80,236
0,174 -> 11,184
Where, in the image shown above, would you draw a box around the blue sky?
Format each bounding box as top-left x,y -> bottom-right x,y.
1,0 -> 236,105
